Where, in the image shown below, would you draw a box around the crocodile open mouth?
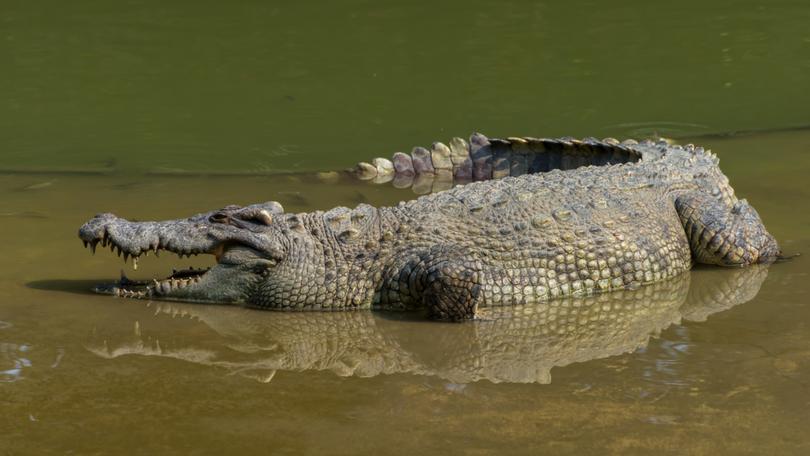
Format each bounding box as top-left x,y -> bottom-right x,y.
82,231 -> 221,299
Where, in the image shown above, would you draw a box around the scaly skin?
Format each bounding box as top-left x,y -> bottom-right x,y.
78,134 -> 780,320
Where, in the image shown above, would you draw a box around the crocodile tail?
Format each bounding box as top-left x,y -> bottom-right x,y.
352,133 -> 645,194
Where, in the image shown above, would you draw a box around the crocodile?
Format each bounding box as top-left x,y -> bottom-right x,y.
78,133 -> 780,321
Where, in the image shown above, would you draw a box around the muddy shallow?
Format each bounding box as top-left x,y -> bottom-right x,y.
2,129 -> 809,454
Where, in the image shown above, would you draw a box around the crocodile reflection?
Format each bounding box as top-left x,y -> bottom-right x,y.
86,266 -> 769,384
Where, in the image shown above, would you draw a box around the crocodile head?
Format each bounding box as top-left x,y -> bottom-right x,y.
78,201 -> 289,303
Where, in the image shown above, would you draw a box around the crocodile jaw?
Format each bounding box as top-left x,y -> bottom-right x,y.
78,207 -> 282,304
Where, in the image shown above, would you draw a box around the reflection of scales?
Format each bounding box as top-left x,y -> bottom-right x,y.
86,265 -> 768,385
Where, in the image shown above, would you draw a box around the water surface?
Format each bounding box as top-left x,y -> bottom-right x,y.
2,1 -> 810,454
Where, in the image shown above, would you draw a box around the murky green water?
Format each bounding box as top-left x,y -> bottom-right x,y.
2,1 -> 810,454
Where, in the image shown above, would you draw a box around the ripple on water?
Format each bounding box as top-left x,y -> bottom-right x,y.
603,121 -> 711,140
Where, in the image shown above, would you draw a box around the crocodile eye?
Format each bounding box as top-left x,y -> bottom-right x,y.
229,208 -> 275,227
243,209 -> 273,226
209,212 -> 229,224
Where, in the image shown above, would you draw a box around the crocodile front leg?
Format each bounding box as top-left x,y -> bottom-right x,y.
675,192 -> 780,266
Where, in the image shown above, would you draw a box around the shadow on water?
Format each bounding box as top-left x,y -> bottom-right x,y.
41,265 -> 771,385
27,279 -> 107,296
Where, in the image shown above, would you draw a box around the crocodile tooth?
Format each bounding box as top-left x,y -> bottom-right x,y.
91,241 -> 98,254
123,252 -> 129,263
83,240 -> 88,248
133,256 -> 138,270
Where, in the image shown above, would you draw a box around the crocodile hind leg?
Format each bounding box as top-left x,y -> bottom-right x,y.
384,245 -> 485,321
423,254 -> 484,321
675,192 -> 780,266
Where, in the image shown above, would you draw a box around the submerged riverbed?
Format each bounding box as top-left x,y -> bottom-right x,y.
2,0 -> 810,453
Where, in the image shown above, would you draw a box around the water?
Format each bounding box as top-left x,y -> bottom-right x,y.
3,0 -> 810,174
2,1 -> 810,454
